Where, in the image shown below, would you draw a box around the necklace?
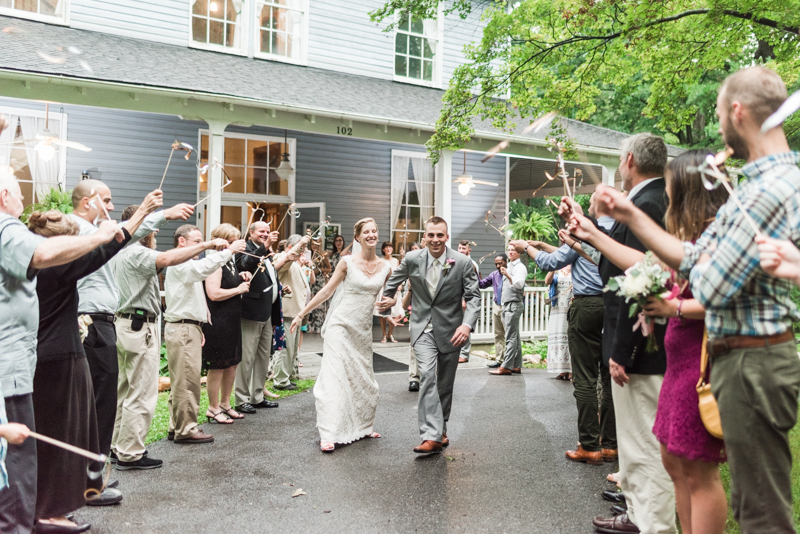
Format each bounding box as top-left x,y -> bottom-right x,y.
363,257 -> 379,275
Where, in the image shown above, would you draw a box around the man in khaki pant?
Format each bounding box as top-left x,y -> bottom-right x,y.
273,234 -> 311,391
111,206 -> 219,468
164,225 -> 242,443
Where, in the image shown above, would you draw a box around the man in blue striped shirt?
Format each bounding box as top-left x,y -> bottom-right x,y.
589,66 -> 800,534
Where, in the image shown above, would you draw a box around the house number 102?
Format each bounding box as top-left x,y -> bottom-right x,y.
337,126 -> 353,136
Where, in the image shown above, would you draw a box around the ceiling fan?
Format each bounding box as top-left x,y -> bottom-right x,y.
454,151 -> 498,197
1,102 -> 91,161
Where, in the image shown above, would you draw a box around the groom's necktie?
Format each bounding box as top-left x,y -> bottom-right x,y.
427,257 -> 441,296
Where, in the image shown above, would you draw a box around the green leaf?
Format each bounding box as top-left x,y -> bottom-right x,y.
629,302 -> 638,318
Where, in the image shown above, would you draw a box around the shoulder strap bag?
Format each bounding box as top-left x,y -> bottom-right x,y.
696,329 -> 723,439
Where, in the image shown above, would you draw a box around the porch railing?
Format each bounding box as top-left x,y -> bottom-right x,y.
471,287 -> 550,343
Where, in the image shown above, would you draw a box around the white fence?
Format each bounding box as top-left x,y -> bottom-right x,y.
472,287 -> 551,343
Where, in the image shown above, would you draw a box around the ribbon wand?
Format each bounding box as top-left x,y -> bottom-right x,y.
192,178 -> 232,208
159,141 -> 194,190
29,431 -> 107,463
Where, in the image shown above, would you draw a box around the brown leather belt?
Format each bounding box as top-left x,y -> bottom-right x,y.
708,330 -> 794,357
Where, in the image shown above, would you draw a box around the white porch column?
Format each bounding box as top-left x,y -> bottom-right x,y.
602,164 -> 618,187
435,149 -> 453,244
204,120 -> 229,236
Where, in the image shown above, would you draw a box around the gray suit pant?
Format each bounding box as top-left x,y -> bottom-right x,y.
501,301 -> 523,370
413,331 -> 459,442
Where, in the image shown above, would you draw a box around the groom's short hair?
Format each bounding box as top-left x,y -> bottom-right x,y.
425,216 -> 448,232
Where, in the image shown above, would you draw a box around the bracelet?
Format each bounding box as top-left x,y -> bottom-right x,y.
676,299 -> 684,320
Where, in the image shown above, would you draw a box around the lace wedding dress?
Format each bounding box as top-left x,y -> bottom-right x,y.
315,255 -> 390,444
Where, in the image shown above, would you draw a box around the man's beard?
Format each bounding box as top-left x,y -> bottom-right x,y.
722,115 -> 749,160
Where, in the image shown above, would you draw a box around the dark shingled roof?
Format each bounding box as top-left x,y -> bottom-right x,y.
0,15 -> 681,155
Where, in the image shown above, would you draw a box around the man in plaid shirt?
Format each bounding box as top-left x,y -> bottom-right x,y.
587,66 -> 800,534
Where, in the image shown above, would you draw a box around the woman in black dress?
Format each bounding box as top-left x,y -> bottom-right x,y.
29,202 -> 155,533
203,223 -> 251,423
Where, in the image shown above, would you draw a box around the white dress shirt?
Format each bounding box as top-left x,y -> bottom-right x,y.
164,250 -> 232,323
501,258 -> 527,304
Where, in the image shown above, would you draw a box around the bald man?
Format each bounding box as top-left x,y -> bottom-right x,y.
70,179 -> 193,506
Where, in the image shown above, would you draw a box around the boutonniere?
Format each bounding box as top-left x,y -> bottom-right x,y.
442,258 -> 456,274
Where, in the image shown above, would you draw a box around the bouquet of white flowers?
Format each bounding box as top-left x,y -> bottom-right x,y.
604,252 -> 673,353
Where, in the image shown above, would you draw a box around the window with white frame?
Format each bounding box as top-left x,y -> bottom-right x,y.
0,0 -> 66,22
255,0 -> 305,61
191,0 -> 243,50
394,13 -> 440,85
391,151 -> 436,254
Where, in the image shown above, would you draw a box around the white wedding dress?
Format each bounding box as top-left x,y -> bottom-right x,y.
314,255 -> 391,443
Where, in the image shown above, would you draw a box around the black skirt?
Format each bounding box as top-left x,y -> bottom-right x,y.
32,352 -> 102,519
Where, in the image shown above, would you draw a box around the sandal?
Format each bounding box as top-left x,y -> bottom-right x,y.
263,389 -> 280,399
380,336 -> 387,343
206,408 -> 233,424
368,432 -> 381,438
556,373 -> 570,381
220,406 -> 244,419
320,441 -> 335,453
389,335 -> 398,343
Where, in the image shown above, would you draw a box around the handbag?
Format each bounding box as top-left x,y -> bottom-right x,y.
696,329 -> 724,439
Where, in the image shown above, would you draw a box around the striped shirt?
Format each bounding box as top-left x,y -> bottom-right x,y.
678,152 -> 800,338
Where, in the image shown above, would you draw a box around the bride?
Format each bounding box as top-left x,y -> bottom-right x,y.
291,217 -> 394,452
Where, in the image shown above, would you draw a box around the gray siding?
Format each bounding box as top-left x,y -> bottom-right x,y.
451,151 -> 507,278
70,0 -> 189,45
0,97 -> 201,249
442,8 -> 485,84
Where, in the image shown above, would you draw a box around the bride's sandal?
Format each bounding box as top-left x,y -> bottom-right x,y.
320,441 -> 335,453
206,408 -> 233,424
368,432 -> 381,439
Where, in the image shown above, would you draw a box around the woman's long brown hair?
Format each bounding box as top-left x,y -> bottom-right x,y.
664,149 -> 730,242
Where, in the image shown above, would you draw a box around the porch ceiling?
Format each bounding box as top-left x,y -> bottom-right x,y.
0,16 -> 676,167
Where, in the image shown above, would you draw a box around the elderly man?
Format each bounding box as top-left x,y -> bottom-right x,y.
111,206 -> 232,469
234,221 -> 291,413
481,253 -> 507,368
272,234 -> 312,391
456,240 -> 480,364
0,171 -> 133,534
69,179 -> 192,505
591,67 -> 800,534
489,244 -> 528,375
164,225 -> 244,444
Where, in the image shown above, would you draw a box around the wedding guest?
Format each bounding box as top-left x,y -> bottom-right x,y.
480,253 -> 507,367
409,242 -> 421,252
326,234 -> 351,269
164,225 -> 241,444
456,240 -> 480,363
0,171 -> 141,534
377,242 -> 401,343
591,67 -> 800,534
202,224 -> 251,424
571,149 -> 730,534
234,221 -> 286,413
70,179 -> 193,505
544,267 -> 572,380
29,196 -> 157,533
307,240 -> 331,334
489,243 -> 527,375
273,234 -> 312,391
561,133 -> 672,534
112,206 -> 220,469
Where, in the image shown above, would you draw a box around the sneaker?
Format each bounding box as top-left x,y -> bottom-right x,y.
116,457 -> 164,471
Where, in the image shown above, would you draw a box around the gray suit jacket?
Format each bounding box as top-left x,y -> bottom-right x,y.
384,247 -> 480,353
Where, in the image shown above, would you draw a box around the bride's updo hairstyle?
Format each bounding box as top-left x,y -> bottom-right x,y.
353,217 -> 376,242
28,210 -> 79,237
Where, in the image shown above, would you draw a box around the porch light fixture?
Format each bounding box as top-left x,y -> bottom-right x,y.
454,151 -> 497,197
275,130 -> 294,181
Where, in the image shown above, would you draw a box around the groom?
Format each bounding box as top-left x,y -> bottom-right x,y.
380,217 -> 480,454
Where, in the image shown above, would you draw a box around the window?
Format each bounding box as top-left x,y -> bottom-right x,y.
391,151 -> 435,254
0,108 -> 66,212
394,13 -> 440,85
191,0 -> 242,50
255,0 -> 305,61
0,0 -> 66,22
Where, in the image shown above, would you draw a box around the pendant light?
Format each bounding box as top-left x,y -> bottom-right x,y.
275,129 -> 294,180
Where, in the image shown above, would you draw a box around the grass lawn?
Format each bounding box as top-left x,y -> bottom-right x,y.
144,379 -> 315,445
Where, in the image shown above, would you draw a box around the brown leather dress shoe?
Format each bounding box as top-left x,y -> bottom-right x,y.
458,357 -> 468,364
511,368 -> 521,374
565,444 -> 603,465
413,440 -> 443,454
592,512 -> 640,533
488,367 -> 513,375
175,430 -> 214,444
442,434 -> 449,447
602,448 -> 618,462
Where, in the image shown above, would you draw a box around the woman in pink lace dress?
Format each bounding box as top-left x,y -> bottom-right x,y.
571,149 -> 729,534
